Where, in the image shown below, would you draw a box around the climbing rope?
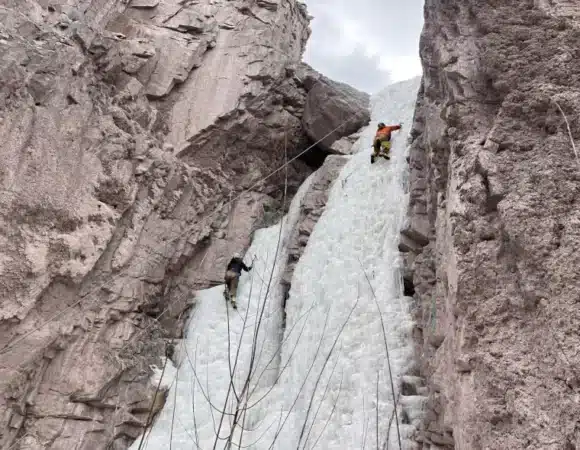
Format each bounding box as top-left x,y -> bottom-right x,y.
174,112 -> 367,248
0,109 -> 368,358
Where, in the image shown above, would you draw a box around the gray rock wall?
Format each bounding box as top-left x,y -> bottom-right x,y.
0,1 -> 368,448
404,1 -> 580,448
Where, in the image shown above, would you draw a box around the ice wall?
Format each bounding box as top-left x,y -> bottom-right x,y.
244,77 -> 423,449
131,77 -> 422,450
129,173 -> 315,450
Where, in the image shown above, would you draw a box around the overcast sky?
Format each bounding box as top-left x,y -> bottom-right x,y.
302,0 -> 424,94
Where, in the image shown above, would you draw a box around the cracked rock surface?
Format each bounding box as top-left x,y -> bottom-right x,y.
0,1 -> 369,448
404,1 -> 580,449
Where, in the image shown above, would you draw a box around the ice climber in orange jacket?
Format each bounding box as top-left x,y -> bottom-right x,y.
371,122 -> 402,164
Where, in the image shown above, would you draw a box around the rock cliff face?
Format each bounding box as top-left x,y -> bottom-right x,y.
0,1 -> 369,448
404,1 -> 580,449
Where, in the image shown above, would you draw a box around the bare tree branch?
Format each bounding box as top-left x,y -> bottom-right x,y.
358,258 -> 402,450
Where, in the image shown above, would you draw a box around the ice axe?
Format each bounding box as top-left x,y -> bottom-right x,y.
248,253 -> 257,269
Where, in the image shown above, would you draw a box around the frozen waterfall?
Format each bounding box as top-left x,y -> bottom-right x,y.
130,77 -> 423,450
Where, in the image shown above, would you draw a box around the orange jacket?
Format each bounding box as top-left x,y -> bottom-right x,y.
375,125 -> 401,142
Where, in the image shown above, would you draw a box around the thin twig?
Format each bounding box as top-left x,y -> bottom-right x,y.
137,349 -> 169,450
183,344 -> 237,417
358,258 -> 402,450
553,99 -> 580,167
265,305 -> 338,449
296,296 -> 361,449
192,339 -> 200,448
215,266 -> 258,447
383,393 -> 401,450
233,137 -> 290,448
361,395 -> 368,450
301,345 -> 342,450
246,303 -> 316,409
309,372 -> 344,450
170,359 -> 179,450
376,371 -> 379,450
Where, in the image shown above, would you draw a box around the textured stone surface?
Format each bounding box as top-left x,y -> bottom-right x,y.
405,1 -> 580,449
0,1 -> 368,448
330,130 -> 362,155
301,66 -> 370,152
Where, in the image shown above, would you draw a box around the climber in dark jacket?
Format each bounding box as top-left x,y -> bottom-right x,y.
224,252 -> 252,308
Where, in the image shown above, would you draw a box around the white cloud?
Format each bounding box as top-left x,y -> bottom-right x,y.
382,55 -> 423,83
302,0 -> 425,93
